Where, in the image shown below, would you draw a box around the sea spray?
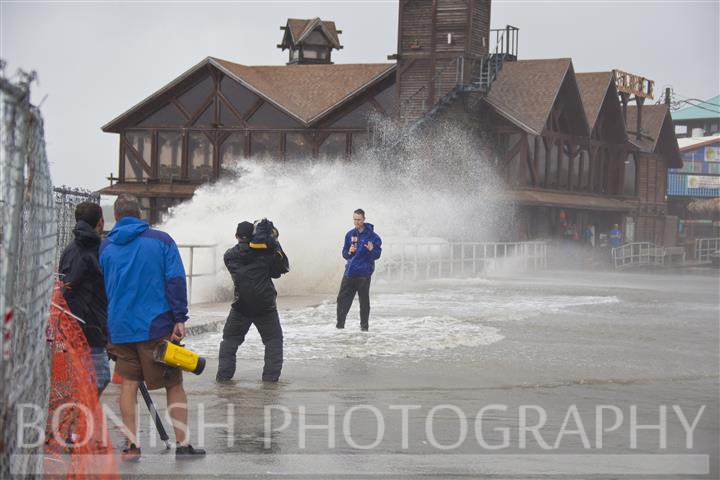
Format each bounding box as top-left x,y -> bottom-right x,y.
160,120 -> 505,300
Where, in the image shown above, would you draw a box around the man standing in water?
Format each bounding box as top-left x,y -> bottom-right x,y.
336,209 -> 382,331
217,220 -> 289,383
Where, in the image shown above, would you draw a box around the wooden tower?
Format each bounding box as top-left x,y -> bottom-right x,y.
393,0 -> 492,122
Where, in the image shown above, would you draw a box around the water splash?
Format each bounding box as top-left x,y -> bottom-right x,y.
160,120 -> 504,298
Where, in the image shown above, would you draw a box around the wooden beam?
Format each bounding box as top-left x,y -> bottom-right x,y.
243,98 -> 265,122
121,134 -> 153,177
185,93 -> 215,127
367,95 -> 386,116
217,91 -> 249,127
171,98 -> 191,120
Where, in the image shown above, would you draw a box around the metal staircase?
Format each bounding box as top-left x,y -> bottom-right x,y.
374,26 -> 519,150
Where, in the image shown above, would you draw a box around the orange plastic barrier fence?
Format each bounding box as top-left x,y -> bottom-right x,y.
44,281 -> 119,478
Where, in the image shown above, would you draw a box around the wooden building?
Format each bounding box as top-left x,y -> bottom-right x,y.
101,1 -> 681,246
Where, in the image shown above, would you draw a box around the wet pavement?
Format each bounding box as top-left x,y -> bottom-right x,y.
101,270 -> 719,479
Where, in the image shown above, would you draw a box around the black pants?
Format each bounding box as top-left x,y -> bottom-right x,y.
336,275 -> 371,329
217,308 -> 283,381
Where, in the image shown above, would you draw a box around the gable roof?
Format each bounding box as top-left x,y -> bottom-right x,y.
212,58 -> 393,124
672,95 -> 720,121
484,58 -> 584,136
102,57 -> 395,131
575,72 -> 614,130
626,104 -> 681,168
576,71 -> 628,142
283,18 -> 342,49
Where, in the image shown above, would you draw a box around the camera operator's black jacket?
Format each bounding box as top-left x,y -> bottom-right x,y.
58,220 -> 108,348
224,242 -> 289,317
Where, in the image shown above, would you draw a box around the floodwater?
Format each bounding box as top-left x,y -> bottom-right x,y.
105,270 -> 719,479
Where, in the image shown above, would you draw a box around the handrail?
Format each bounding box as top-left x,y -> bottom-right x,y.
694,237 -> 720,262
377,240 -> 547,280
177,244 -> 220,304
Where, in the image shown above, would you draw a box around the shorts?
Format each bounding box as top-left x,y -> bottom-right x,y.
90,347 -> 111,392
108,335 -> 183,390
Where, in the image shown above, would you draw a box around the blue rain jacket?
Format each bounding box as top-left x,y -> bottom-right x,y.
342,223 -> 382,277
99,216 -> 188,344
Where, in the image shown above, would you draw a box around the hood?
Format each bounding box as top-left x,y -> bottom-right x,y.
107,216 -> 149,245
73,220 -> 101,248
358,223 -> 374,233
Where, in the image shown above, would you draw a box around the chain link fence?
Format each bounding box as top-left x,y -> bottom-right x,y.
54,186 -> 99,266
0,70 -> 57,478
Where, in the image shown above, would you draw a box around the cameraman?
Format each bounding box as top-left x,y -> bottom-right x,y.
217,220 -> 289,383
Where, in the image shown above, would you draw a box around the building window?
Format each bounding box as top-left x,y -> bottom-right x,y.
140,103 -> 185,127
351,132 -> 369,157
623,153 -> 636,196
286,133 -> 314,160
158,131 -> 183,181
188,132 -> 214,181
178,76 -> 214,116
220,132 -> 246,176
250,132 -> 280,159
318,133 -> 347,159
124,131 -> 151,181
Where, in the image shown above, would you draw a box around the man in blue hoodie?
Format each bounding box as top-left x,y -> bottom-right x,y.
100,194 -> 204,461
336,209 -> 382,331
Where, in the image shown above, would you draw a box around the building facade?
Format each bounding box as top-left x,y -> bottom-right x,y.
101,1 -> 680,247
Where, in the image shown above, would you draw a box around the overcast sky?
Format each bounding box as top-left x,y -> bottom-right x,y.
2,0 -> 718,191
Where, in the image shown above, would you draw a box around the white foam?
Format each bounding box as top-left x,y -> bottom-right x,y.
186,282 -> 620,360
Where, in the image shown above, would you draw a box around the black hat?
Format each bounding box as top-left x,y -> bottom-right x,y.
236,221 -> 254,239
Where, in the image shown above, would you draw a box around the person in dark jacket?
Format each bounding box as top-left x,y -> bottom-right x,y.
217,220 -> 289,383
336,209 -> 382,331
58,202 -> 110,395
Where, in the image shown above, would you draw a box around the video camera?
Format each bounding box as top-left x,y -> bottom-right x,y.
249,218 -> 280,252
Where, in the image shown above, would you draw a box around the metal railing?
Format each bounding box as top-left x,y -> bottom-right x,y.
377,241 -> 547,281
694,237 -> 720,262
611,242 -> 665,270
177,244 -> 219,304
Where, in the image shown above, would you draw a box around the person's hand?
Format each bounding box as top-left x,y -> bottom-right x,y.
366,241 -> 374,251
171,322 -> 186,342
349,244 -> 357,254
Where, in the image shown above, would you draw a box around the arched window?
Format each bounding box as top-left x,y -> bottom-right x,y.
623,153 -> 637,196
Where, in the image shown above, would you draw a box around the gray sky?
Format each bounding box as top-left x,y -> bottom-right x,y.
2,0 -> 718,191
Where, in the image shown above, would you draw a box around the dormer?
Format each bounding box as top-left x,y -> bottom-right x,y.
278,18 -> 343,65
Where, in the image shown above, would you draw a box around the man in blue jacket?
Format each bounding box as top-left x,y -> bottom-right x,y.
100,194 -> 205,461
336,209 -> 382,331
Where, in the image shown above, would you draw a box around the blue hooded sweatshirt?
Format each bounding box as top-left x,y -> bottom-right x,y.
342,223 -> 382,277
99,216 -> 188,344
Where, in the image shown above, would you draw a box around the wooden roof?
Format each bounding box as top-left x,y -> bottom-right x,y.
575,71 -> 628,142
575,72 -> 614,130
484,58 -> 588,136
102,57 -> 395,131
98,182 -> 198,198
282,18 -> 342,49
212,58 -> 393,124
626,104 -> 682,168
498,189 -> 637,211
